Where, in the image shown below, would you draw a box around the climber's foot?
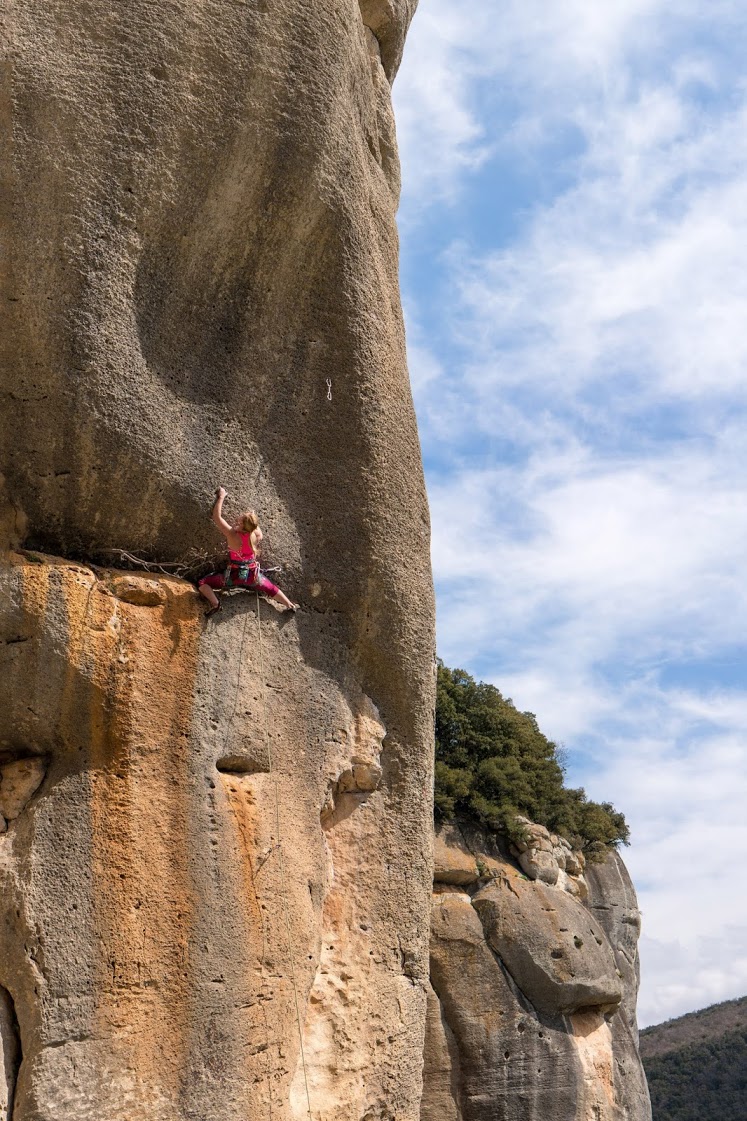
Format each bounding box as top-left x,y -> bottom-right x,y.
205,601 -> 222,619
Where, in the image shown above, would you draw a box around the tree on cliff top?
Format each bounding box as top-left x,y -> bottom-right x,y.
434,662 -> 629,857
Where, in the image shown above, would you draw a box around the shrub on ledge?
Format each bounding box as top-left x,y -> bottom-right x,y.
435,662 -> 629,858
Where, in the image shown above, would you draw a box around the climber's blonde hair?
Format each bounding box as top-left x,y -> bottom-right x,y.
238,510 -> 259,534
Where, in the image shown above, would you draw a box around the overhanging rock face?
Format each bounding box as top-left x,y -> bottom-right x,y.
1,4 -> 434,1119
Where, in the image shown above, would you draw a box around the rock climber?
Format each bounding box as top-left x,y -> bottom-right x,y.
198,487 -> 298,617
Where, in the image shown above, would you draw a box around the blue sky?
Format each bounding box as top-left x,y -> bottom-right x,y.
394,0 -> 747,1028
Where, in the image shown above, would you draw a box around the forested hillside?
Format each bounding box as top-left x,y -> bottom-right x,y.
641,996 -> 747,1121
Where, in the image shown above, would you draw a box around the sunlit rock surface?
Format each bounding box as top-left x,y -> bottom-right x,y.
1,2 -> 434,1118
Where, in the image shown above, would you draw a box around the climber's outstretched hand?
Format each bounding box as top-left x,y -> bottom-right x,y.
211,487 -> 233,536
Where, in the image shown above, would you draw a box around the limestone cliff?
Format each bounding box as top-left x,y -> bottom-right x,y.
1,3 -> 434,1119
421,823 -> 652,1121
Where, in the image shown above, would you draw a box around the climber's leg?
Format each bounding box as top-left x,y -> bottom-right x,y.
198,573 -> 225,612
199,584 -> 219,609
252,575 -> 298,611
273,588 -> 298,611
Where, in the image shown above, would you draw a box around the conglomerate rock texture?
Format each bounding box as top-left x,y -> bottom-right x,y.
1,3 -> 435,1120
421,823 -> 652,1121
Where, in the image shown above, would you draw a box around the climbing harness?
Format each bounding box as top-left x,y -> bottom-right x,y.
222,560 -> 258,587
222,563 -> 281,590
253,593 -> 315,1120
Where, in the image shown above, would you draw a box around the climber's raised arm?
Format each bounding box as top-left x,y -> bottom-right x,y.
211,487 -> 234,539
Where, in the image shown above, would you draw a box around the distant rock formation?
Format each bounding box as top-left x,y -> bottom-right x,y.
421,822 -> 652,1121
1,2 -> 434,1118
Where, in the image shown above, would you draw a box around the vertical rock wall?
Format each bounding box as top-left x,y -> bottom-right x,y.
421,824 -> 652,1121
1,2 -> 434,1119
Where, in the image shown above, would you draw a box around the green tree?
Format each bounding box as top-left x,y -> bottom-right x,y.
434,662 -> 629,855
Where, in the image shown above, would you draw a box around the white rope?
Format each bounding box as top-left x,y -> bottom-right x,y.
255,593 -> 314,1120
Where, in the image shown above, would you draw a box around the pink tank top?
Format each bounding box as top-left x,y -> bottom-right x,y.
229,533 -> 256,564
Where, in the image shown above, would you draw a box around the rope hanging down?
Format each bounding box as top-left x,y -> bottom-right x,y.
254,593 -> 314,1121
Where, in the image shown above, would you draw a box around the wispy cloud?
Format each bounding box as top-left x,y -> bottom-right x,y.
455,95 -> 747,405
393,0 -> 662,206
396,1 -> 747,1024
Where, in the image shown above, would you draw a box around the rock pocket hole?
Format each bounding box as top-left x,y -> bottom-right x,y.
216,755 -> 268,776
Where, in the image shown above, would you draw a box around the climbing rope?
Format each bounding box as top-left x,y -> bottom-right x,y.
254,592 -> 314,1121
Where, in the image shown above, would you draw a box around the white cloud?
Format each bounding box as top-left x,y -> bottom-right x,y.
397,1 -> 747,1025
639,927 -> 747,1026
430,444 -> 747,669
617,721 -> 747,1026
455,102 -> 747,403
394,0 -> 714,206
